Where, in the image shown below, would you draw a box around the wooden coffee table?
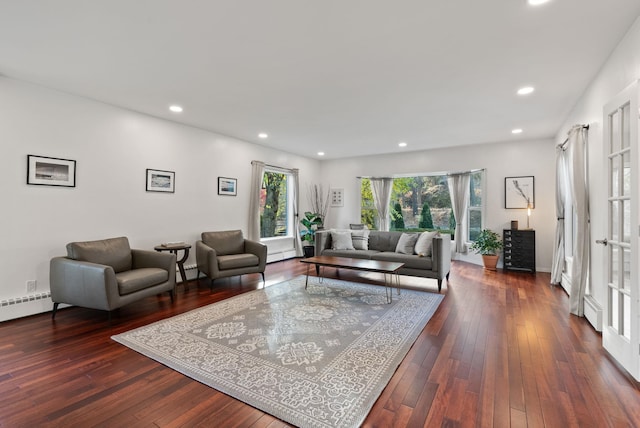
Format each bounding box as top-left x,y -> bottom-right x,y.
300,256 -> 404,303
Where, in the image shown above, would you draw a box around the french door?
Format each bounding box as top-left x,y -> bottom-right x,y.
602,80 -> 639,381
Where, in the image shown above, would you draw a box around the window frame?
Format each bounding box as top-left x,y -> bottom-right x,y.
260,168 -> 293,240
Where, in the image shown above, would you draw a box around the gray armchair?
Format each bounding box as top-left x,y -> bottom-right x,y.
196,230 -> 267,286
50,236 -> 176,319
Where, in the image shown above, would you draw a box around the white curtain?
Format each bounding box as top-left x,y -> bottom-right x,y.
248,161 -> 265,242
551,147 -> 567,284
566,126 -> 590,316
291,168 -> 303,257
370,177 -> 393,231
447,173 -> 471,254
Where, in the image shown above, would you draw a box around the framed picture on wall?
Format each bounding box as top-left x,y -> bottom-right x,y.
27,155 -> 76,187
330,188 -> 344,207
218,177 -> 237,196
146,169 -> 175,193
505,176 -> 534,209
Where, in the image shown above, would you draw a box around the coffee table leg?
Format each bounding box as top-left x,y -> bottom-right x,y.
305,264 -> 310,289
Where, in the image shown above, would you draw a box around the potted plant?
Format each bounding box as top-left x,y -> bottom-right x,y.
469,229 -> 503,271
300,211 -> 322,257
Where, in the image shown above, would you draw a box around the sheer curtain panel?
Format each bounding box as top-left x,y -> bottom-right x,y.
292,169 -> 303,257
447,173 -> 471,254
370,178 -> 393,231
566,126 -> 590,316
551,147 -> 567,284
248,161 -> 265,242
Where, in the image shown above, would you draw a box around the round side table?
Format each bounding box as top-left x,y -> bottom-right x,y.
154,243 -> 192,291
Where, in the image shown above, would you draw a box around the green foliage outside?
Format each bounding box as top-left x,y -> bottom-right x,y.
260,172 -> 287,238
391,202 -> 405,230
360,178 -> 376,229
418,201 -> 434,229
360,173 -> 480,241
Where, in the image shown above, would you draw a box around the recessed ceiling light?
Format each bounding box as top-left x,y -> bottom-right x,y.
517,86 -> 535,95
169,105 -> 183,113
528,0 -> 550,5
317,152 -> 325,156
512,128 -> 523,134
258,133 -> 268,139
398,142 -> 407,148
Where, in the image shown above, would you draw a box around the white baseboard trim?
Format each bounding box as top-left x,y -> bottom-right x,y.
584,295 -> 603,332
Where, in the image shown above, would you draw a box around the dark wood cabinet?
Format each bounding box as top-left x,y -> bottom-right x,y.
503,229 -> 535,273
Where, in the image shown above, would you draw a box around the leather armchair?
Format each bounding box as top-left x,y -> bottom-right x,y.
50,236 -> 176,319
196,230 -> 267,286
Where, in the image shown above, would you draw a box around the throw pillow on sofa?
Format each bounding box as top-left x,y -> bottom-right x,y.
351,229 -> 370,250
414,231 -> 440,257
331,230 -> 355,250
395,232 -> 419,254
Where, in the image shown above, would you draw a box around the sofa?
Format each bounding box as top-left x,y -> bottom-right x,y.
196,229 -> 267,286
50,236 -> 176,319
315,229 -> 451,292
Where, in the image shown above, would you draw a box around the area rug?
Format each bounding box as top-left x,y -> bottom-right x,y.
112,275 -> 444,427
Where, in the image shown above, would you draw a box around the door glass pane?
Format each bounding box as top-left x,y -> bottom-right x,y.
622,103 -> 630,149
610,287 -> 619,332
611,110 -> 621,152
611,200 -> 619,241
611,246 -> 619,287
622,151 -> 631,196
623,200 -> 631,244
624,294 -> 631,339
623,248 -> 631,291
611,156 -> 620,197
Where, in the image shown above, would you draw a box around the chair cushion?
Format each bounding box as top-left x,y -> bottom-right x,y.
116,268 -> 168,295
202,230 -> 245,255
218,253 -> 259,270
66,236 -> 132,273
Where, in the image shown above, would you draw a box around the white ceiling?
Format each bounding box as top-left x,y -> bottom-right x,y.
2,1 -> 640,159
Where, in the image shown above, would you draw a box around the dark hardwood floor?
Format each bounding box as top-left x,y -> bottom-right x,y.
1,260 -> 639,427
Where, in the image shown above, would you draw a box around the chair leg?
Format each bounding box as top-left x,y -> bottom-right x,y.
446,272 -> 450,281
51,303 -> 59,320
210,279 -> 215,289
437,279 -> 442,293
169,289 -> 174,303
261,272 -> 265,284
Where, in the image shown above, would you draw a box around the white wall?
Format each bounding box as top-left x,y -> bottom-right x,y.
555,16 -> 640,322
318,138 -> 557,271
0,77 -> 320,319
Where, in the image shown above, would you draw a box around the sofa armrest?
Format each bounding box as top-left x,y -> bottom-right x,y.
196,240 -> 218,276
50,257 -> 119,310
431,234 -> 451,277
245,239 -> 267,269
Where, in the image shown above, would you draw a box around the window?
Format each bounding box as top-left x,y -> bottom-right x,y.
260,170 -> 291,238
360,172 -> 483,241
360,178 -> 377,229
468,171 -> 483,241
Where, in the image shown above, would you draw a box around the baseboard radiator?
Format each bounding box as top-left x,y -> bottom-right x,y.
0,291 -> 53,322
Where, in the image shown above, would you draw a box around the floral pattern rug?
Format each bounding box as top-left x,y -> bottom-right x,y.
112,275 -> 444,427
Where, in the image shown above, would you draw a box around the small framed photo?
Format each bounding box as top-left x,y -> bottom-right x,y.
330,188 -> 344,207
27,155 -> 76,187
505,176 -> 534,209
146,169 -> 175,193
218,177 -> 237,196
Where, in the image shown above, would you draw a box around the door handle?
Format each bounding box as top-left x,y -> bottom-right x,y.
595,238 -> 608,246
